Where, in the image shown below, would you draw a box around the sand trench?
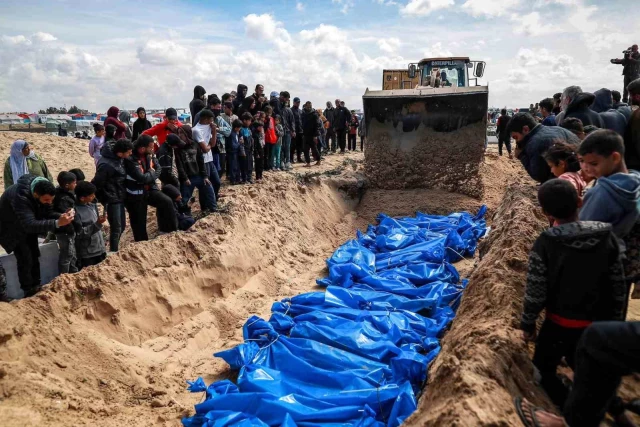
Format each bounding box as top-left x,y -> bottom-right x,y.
0,144 -> 579,426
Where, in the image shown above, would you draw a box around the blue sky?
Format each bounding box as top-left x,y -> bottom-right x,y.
0,0 -> 638,113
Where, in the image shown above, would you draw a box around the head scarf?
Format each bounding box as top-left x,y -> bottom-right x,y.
9,140 -> 30,183
119,110 -> 131,123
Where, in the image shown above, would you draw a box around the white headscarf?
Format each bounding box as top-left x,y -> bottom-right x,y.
9,140 -> 30,183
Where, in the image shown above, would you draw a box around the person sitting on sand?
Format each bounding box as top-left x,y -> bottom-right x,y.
161,184 -> 195,231
521,179 -> 626,410
4,139 -> 53,190
515,321 -> 640,427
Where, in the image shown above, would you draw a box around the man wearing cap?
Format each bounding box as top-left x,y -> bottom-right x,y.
142,107 -> 184,149
291,97 -> 304,163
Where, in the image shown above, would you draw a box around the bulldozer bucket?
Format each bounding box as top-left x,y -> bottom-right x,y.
362,86 -> 488,198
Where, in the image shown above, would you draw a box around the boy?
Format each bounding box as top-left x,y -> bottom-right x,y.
240,112 -> 254,184
73,181 -> 107,269
53,171 -> 78,274
274,115 -> 284,171
229,120 -> 243,185
89,123 -> 105,166
174,125 -> 216,213
521,178 -> 626,409
579,129 -> 640,287
192,109 -> 221,202
69,168 -> 85,182
161,184 -> 196,231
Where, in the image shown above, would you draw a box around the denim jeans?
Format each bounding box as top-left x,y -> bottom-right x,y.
281,133 -> 292,167
205,161 -> 221,201
56,232 -> 78,274
106,202 -> 126,252
272,141 -> 282,169
181,175 -> 216,211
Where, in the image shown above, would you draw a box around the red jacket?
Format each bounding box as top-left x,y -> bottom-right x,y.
265,117 -> 277,144
104,106 -> 126,140
142,120 -> 183,149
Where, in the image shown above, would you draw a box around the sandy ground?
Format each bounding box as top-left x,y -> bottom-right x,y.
0,132 -> 96,190
0,132 -> 638,426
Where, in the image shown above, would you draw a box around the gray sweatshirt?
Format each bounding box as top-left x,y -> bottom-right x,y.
73,202 -> 105,259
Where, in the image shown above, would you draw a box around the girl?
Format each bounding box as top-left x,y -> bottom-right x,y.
89,123 -> 105,166
543,142 -> 587,198
273,115 -> 284,171
263,106 -> 277,171
132,107 -> 152,141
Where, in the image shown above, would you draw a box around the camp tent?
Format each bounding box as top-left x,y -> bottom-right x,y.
0,114 -> 24,125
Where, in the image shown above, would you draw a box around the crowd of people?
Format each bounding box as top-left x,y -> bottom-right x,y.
509,75 -> 640,426
0,84 -> 364,302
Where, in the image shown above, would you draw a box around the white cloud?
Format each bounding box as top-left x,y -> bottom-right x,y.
136,39 -> 190,66
2,35 -> 31,45
31,32 -> 57,42
400,0 -> 453,17
375,0 -> 398,5
296,2 -> 305,12
512,12 -> 554,37
423,42 -> 453,58
378,37 -> 401,53
462,0 -> 521,18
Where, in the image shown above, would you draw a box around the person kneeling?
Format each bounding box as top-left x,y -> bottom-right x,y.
161,185 -> 195,231
73,181 -> 107,269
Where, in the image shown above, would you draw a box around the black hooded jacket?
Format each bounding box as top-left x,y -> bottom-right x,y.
132,108 -> 152,141
190,86 -> 206,125
334,106 -> 352,131
124,153 -> 159,197
564,92 -> 604,128
591,88 -> 628,136
324,105 -> 336,129
302,108 -> 320,137
93,143 -> 127,205
622,51 -> 640,77
0,174 -> 59,252
233,84 -> 248,114
237,96 -> 256,119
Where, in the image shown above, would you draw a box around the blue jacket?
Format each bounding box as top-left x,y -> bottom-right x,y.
517,124 -> 580,183
542,115 -> 557,126
579,170 -> 640,237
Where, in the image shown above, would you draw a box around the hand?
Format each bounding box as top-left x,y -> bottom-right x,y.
185,179 -> 191,187
98,215 -> 107,224
522,329 -> 537,342
204,178 -> 212,186
57,210 -> 75,227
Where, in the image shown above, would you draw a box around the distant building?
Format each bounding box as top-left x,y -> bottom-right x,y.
0,114 -> 23,124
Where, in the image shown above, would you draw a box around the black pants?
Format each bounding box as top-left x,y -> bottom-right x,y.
255,145 -> 264,180
348,134 -> 357,151
80,253 -> 107,269
623,74 -> 638,103
303,135 -> 321,164
336,129 -> 347,152
106,202 -> 126,252
264,144 -> 272,170
13,235 -> 41,293
125,196 -> 148,242
291,133 -> 303,162
218,152 -> 226,176
563,321 -> 640,427
533,319 -> 586,409
498,136 -> 512,156
360,136 -> 365,152
326,129 -> 336,152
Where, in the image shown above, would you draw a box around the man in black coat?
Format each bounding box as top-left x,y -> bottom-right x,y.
509,113 -> 580,183
0,175 -> 74,296
92,138 -> 133,252
301,101 -> 321,166
611,45 -> 640,104
334,100 -> 352,153
291,97 -> 304,163
562,90 -> 604,128
324,101 -> 337,153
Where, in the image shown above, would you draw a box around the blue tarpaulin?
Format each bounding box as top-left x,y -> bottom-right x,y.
182,207 -> 487,427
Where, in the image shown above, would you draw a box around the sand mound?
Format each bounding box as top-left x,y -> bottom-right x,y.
0,144 -> 580,426
0,132 -> 96,189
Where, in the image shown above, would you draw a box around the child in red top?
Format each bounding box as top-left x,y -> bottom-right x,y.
544,142 -> 588,198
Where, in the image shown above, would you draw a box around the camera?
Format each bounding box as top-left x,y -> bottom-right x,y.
623,49 -> 632,56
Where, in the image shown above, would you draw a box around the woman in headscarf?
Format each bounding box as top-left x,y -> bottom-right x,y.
3,140 -> 53,190
104,106 -> 126,140
118,110 -> 133,140
132,107 -> 152,141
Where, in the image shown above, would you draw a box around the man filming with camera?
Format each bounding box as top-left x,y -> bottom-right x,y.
611,44 -> 640,104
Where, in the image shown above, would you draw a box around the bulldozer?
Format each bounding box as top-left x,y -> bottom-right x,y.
363,57 -> 488,198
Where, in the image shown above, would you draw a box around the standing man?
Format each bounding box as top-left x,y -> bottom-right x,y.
0,175 -> 74,297
302,102 -> 322,167
324,101 -> 337,153
251,84 -> 267,115
334,101 -> 351,153
611,44 -> 640,104
496,109 -> 512,158
291,97 -> 304,163
279,91 -> 295,170
624,78 -> 640,171
190,85 -> 207,126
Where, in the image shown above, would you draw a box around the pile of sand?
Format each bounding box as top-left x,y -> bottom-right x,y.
0,132 -> 96,190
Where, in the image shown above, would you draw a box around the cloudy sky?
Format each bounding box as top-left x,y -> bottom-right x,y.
0,0 -> 637,114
